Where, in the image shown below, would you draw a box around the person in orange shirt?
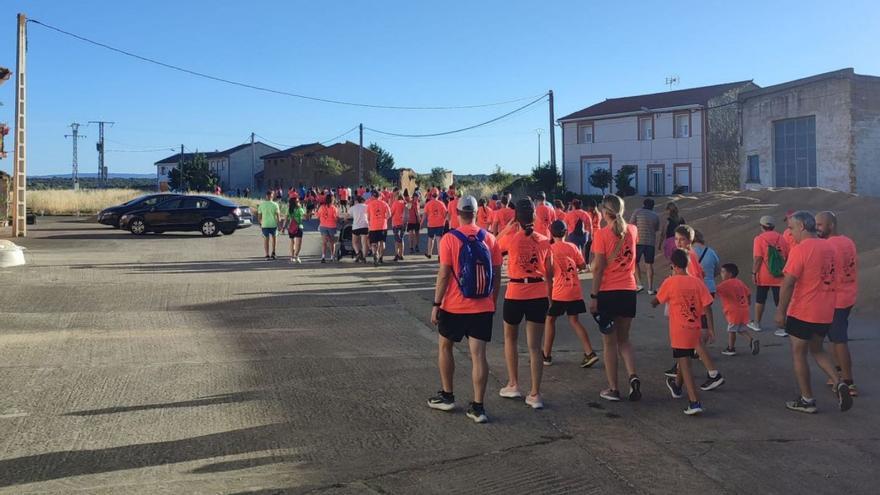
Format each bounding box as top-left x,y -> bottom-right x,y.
367,191 -> 391,265
816,211 -> 859,397
585,199 -> 601,262
716,263 -> 759,356
533,191 -> 555,237
427,196 -> 503,424
338,185 -> 350,212
775,210 -> 852,414
490,196 -> 515,236
564,199 -> 592,261
406,191 -> 422,254
497,198 -> 552,409
669,225 -> 723,391
390,190 -> 407,262
422,192 -> 448,259
782,210 -> 796,249
751,215 -> 790,336
589,194 -> 641,402
651,249 -> 714,416
476,198 -> 493,230
316,194 -> 339,263
542,220 -> 599,369
553,200 -> 567,221
447,193 -> 460,230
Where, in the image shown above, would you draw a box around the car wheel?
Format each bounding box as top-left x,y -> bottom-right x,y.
201,219 -> 219,237
220,227 -> 236,235
129,218 -> 147,235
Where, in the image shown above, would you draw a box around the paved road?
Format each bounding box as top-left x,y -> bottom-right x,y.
1,218 -> 877,494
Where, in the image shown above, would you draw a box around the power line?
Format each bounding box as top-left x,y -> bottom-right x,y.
320,125 -> 359,145
105,147 -> 177,153
365,93 -> 548,138
28,18 -> 544,111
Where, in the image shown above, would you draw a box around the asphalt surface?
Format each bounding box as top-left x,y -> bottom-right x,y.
0,217 -> 877,494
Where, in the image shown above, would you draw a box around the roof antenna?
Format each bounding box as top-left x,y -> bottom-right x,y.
665,75 -> 680,91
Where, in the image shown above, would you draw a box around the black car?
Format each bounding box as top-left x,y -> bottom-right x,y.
118,195 -> 253,236
98,193 -> 184,228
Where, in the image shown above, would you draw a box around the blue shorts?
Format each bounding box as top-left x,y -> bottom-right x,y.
828,306 -> 852,343
567,233 -> 586,248
261,227 -> 277,237
393,226 -> 405,242
319,226 -> 337,238
427,226 -> 444,238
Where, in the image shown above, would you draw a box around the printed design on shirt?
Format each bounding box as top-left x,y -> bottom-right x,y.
676,292 -> 699,324
737,292 -> 748,308
614,239 -> 634,269
841,253 -> 856,282
514,239 -> 542,276
821,255 -> 836,287
560,257 -> 579,287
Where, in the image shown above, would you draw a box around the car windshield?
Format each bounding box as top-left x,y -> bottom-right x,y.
208,195 -> 237,207
122,195 -> 152,206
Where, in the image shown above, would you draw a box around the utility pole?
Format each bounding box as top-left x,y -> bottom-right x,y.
88,120 -> 114,182
250,132 -> 256,192
358,123 -> 364,185
12,13 -> 27,237
535,128 -> 542,167
64,123 -> 86,190
548,90 -> 557,180
179,144 -> 185,191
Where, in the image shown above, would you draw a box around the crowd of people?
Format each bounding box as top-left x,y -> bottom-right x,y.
252,183 -> 859,423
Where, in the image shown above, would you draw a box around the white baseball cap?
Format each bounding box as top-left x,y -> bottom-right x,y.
458,196 -> 478,212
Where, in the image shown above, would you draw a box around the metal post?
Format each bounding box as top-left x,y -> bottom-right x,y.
358,123 -> 364,185
89,120 -> 114,181
250,132 -> 255,192
536,128 -> 542,167
548,90 -> 557,182
179,144 -> 185,191
65,123 -> 86,191
12,13 -> 27,237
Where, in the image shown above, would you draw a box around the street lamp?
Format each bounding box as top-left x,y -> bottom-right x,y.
535,128 -> 543,167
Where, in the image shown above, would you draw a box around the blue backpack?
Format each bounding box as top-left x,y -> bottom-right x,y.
449,229 -> 494,299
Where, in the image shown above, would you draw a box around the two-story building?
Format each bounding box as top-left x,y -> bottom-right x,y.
559,80 -> 758,196
260,141 -> 378,190
154,141 -> 279,192
739,68 -> 880,196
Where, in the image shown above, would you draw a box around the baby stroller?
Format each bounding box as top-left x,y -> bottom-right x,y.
336,218 -> 356,260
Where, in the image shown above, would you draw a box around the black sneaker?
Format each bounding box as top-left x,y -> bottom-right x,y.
666,377 -> 683,399
321,258 -> 326,264
700,373 -> 725,391
785,397 -> 817,414
684,401 -> 704,415
750,339 -> 760,356
836,383 -> 853,412
265,255 -> 271,261
427,391 -> 455,412
271,252 -> 277,260
466,402 -> 488,423
542,353 -> 552,366
664,363 -> 678,378
379,257 -> 384,264
425,253 -> 431,259
580,352 -> 599,368
628,376 -> 642,401
721,347 -> 736,356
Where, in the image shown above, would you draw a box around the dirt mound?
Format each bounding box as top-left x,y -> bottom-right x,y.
624,188 -> 880,317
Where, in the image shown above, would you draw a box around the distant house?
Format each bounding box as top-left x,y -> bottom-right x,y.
559,80 -> 758,196
154,141 -> 278,192
739,68 -> 880,196
260,141 -> 378,190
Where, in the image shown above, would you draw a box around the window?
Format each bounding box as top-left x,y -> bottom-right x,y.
578,123 -> 594,143
639,117 -> 653,140
182,198 -> 211,209
160,167 -> 166,175
674,113 -> 690,138
156,199 -> 183,210
747,155 -> 760,183
774,116 -> 816,187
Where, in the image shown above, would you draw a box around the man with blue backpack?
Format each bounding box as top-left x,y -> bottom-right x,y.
428,196 -> 503,424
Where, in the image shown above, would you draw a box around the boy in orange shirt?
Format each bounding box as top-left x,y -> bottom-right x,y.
422,192 -> 448,259
652,249 -> 714,415
542,221 -> 599,368
716,263 -> 760,356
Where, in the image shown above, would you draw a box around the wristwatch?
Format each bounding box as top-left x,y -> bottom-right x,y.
432,302 -> 442,307
589,294 -> 598,299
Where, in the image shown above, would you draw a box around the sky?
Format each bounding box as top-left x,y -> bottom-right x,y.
1,0 -> 878,177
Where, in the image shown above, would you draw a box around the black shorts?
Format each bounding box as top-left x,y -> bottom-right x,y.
756,286 -> 780,305
288,228 -> 303,238
567,233 -> 586,248
636,244 -> 656,264
503,298 -> 550,325
548,299 -> 587,317
437,310 -> 493,342
596,290 -> 637,321
786,316 -> 830,341
407,223 -> 421,233
585,240 -> 592,257
828,306 -> 853,343
369,230 -> 387,243
352,227 -> 368,236
673,348 -> 696,359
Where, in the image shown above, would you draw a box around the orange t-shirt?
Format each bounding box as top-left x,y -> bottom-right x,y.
784,237 -> 837,324
657,274 -> 714,349
555,208 -> 566,221
715,278 -> 751,325
550,241 -> 586,301
390,200 -> 406,227
783,228 -> 795,249
448,198 -> 460,229
534,203 -> 555,237
687,250 -> 705,282
591,224 -> 638,291
588,211 -> 601,236
753,230 -> 788,287
476,206 -> 493,229
407,198 -> 421,224
367,199 -> 391,231
439,223 -> 503,314
826,235 -> 857,309
493,207 -> 515,231
317,205 -> 338,229
564,210 -> 592,236
424,199 -> 448,228
338,188 -> 349,201
498,229 -> 551,300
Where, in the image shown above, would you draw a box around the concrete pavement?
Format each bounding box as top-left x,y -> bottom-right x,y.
0,217 -> 877,494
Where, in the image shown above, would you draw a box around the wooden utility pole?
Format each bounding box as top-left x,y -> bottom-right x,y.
358,123 -> 364,185
250,132 -> 256,191
548,90 -> 557,181
12,13 -> 27,236
178,144 -> 184,191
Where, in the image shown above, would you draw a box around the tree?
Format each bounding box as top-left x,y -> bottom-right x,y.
168,153 -> 218,191
429,167 -> 448,186
368,143 -> 396,181
614,165 -> 637,197
588,168 -> 613,195
530,161 -> 561,196
314,155 -> 348,181
488,165 -> 513,190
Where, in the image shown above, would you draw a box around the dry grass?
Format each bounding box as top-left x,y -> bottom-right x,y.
27,189 -> 260,216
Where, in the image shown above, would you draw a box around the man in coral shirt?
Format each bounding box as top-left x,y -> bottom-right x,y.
775,211 -> 852,414
751,216 -> 790,336
422,192 -> 448,259
389,190 -> 407,261
366,192 -> 391,265
533,191 -> 555,237
491,197 -> 515,236
447,193 -> 460,230
816,211 -> 859,397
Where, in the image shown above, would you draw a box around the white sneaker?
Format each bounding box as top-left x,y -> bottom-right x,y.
636,284 -> 645,293
525,394 -> 544,409
296,257 -> 302,264
747,321 -> 763,332
499,386 -> 522,399
774,328 -> 788,337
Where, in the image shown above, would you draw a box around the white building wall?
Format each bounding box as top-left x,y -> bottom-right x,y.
562,109 -> 704,196
227,143 -> 277,192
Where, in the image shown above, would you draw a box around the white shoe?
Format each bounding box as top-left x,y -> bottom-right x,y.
525,394 -> 544,409
774,328 -> 789,337
296,257 -> 302,264
747,321 -> 763,332
636,284 -> 644,293
499,386 -> 523,399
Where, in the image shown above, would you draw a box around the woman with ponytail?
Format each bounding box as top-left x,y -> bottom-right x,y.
496,198 -> 553,409
590,194 -> 642,402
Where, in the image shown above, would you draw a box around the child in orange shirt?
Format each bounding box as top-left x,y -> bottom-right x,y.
716,263 -> 760,356
652,249 -> 714,416
542,220 -> 599,368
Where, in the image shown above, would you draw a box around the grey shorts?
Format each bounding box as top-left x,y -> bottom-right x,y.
727,323 -> 749,333
319,226 -> 337,238
828,306 -> 852,343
